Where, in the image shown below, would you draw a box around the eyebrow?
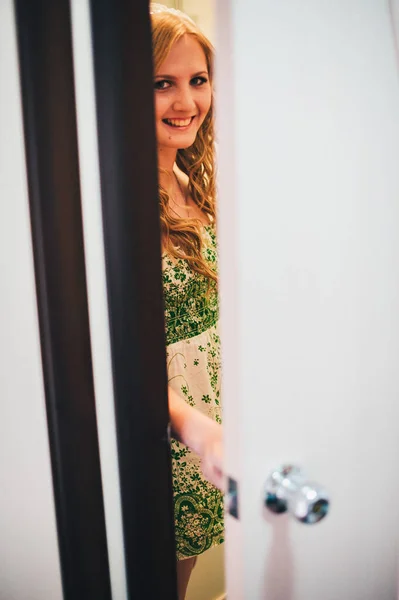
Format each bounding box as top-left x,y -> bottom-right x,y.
154,70 -> 208,79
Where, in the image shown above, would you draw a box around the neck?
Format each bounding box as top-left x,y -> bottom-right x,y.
157,146 -> 177,189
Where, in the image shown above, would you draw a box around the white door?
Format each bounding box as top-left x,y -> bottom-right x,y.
216,1 -> 399,599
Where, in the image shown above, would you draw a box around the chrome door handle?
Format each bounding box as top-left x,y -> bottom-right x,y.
265,465 -> 329,524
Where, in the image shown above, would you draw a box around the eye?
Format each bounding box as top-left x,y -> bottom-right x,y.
154,79 -> 171,91
190,76 -> 208,86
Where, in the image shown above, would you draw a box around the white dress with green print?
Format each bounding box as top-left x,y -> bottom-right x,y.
162,222 -> 224,560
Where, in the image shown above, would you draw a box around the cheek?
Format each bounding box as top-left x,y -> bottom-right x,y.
200,89 -> 212,116
197,91 -> 212,125
154,94 -> 169,122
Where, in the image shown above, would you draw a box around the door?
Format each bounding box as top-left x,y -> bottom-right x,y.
1,0 -> 112,598
0,3 -> 63,596
70,0 -> 178,597
1,0 -> 177,598
216,1 -> 399,598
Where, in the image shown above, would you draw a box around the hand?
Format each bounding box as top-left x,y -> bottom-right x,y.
168,386 -> 225,492
198,418 -> 225,492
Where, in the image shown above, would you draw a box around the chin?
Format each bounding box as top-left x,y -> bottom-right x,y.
179,138 -> 197,150
160,136 -> 198,151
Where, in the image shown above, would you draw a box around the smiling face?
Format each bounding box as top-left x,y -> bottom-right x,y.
154,34 -> 212,155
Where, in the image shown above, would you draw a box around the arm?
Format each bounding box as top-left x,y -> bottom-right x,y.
168,385 -> 225,492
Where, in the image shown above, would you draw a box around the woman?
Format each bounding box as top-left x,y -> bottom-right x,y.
150,4 -> 224,598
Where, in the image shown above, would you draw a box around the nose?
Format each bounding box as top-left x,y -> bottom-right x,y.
173,85 -> 196,113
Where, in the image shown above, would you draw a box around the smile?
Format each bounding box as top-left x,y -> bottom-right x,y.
162,117 -> 195,128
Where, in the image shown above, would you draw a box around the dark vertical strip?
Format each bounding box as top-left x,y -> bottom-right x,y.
90,0 -> 178,598
14,2 -> 112,599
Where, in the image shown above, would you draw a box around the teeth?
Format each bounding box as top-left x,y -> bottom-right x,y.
165,118 -> 192,127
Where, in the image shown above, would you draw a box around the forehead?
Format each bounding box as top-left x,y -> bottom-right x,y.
156,34 -> 208,76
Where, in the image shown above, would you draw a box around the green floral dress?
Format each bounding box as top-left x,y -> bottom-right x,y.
162,222 -> 224,560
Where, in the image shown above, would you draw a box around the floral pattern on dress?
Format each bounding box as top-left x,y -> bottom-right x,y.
162,226 -> 218,345
163,224 -> 224,559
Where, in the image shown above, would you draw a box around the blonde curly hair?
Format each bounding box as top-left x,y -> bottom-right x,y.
150,5 -> 217,282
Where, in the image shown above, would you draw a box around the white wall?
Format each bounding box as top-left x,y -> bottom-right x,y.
162,0 -> 215,42
0,2 -> 63,599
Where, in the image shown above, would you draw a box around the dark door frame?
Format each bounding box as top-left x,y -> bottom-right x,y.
15,0 -> 177,597
89,0 -> 177,598
14,0 -> 112,598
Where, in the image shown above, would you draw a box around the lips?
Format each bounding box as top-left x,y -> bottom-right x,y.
162,116 -> 195,128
